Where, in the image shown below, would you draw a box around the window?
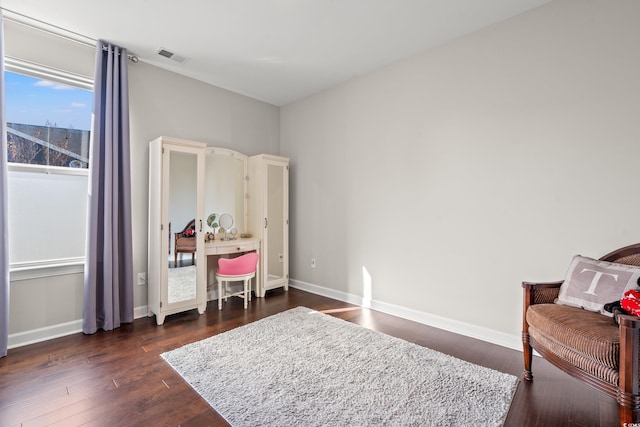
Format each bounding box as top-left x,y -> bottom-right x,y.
5,64 -> 93,274
5,70 -> 92,168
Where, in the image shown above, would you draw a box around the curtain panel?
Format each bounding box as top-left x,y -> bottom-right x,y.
83,40 -> 134,334
0,12 -> 10,357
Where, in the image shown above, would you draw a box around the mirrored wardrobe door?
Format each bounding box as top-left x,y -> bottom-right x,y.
166,149 -> 198,304
266,163 -> 285,282
149,137 -> 206,325
248,154 -> 289,297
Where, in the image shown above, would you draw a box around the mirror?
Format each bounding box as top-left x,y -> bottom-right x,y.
267,163 -> 284,281
219,213 -> 234,240
205,148 -> 247,237
219,213 -> 234,230
167,149 -> 198,303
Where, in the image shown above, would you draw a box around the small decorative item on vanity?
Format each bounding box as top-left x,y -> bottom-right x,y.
206,213 -> 219,241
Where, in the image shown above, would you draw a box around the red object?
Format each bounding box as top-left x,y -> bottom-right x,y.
185,228 -> 195,236
621,289 -> 640,317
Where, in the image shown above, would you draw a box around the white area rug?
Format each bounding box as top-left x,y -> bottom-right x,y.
161,307 -> 518,426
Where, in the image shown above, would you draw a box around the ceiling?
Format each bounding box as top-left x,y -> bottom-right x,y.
2,0 -> 551,106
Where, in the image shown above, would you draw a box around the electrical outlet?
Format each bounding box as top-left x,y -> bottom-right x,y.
311,258 -> 316,268
137,272 -> 147,286
278,253 -> 283,263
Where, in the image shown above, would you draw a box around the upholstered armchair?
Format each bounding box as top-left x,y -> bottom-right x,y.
522,243 -> 640,425
174,219 -> 196,267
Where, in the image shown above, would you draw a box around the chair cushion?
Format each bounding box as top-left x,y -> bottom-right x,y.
527,304 -> 619,384
218,252 -> 259,276
176,236 -> 196,250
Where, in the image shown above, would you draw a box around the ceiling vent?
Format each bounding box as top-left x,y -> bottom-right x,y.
156,48 -> 189,64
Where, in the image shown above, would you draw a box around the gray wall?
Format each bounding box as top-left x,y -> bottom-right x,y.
281,0 -> 640,347
6,21 -> 279,342
8,0 -> 640,351
127,62 -> 280,310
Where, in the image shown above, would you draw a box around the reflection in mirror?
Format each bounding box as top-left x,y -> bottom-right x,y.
205,149 -> 247,235
219,213 -> 234,230
168,265 -> 196,303
267,163 -> 284,280
167,150 -> 197,303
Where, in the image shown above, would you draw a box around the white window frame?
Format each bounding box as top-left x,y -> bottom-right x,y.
5,57 -> 93,281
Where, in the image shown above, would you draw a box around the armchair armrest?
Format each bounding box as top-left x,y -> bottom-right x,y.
522,280 -> 563,290
618,313 -> 640,329
522,280 -> 563,306
521,280 -> 564,381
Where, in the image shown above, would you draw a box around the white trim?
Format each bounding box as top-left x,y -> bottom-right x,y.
7,283 -> 529,354
10,257 -> 85,281
134,305 -> 149,319
8,161 -> 89,176
7,305 -> 152,349
7,319 -> 82,349
289,279 -> 523,352
1,9 -> 96,49
289,279 -> 364,307
4,56 -> 93,91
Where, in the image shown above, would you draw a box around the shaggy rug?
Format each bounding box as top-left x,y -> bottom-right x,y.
161,307 -> 518,426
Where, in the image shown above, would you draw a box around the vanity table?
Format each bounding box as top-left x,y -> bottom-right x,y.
205,237 -> 260,256
148,136 -> 289,325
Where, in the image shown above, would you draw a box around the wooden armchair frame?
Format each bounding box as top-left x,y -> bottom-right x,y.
174,219 -> 196,267
522,243 -> 640,425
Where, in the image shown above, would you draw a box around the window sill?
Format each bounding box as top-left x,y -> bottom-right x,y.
10,258 -> 85,282
8,162 -> 89,176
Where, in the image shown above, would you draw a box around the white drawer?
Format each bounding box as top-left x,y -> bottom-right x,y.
205,239 -> 260,255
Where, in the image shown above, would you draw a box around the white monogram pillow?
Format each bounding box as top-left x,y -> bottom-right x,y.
556,255 -> 640,316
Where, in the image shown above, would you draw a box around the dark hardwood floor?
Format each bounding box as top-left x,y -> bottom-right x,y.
0,288 -> 618,426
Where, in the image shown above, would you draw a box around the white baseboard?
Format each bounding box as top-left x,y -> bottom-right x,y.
8,319 -> 83,349
134,305 -> 149,319
9,283 -> 525,354
289,279 -> 523,352
8,305 -> 152,349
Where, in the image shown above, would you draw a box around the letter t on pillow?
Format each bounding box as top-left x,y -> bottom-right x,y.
556,255 -> 640,316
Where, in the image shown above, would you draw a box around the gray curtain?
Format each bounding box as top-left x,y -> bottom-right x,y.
0,13 -> 9,357
83,40 -> 134,334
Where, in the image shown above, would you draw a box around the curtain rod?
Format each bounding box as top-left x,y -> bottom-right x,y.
102,45 -> 139,63
1,7 -> 138,63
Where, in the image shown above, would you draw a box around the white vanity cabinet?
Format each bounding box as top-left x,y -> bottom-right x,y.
248,154 -> 289,297
148,136 -> 207,325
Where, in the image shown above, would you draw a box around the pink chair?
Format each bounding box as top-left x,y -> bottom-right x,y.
216,252 -> 259,310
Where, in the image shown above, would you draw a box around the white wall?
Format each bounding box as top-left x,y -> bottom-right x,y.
281,0 -> 640,348
5,22 -> 280,343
